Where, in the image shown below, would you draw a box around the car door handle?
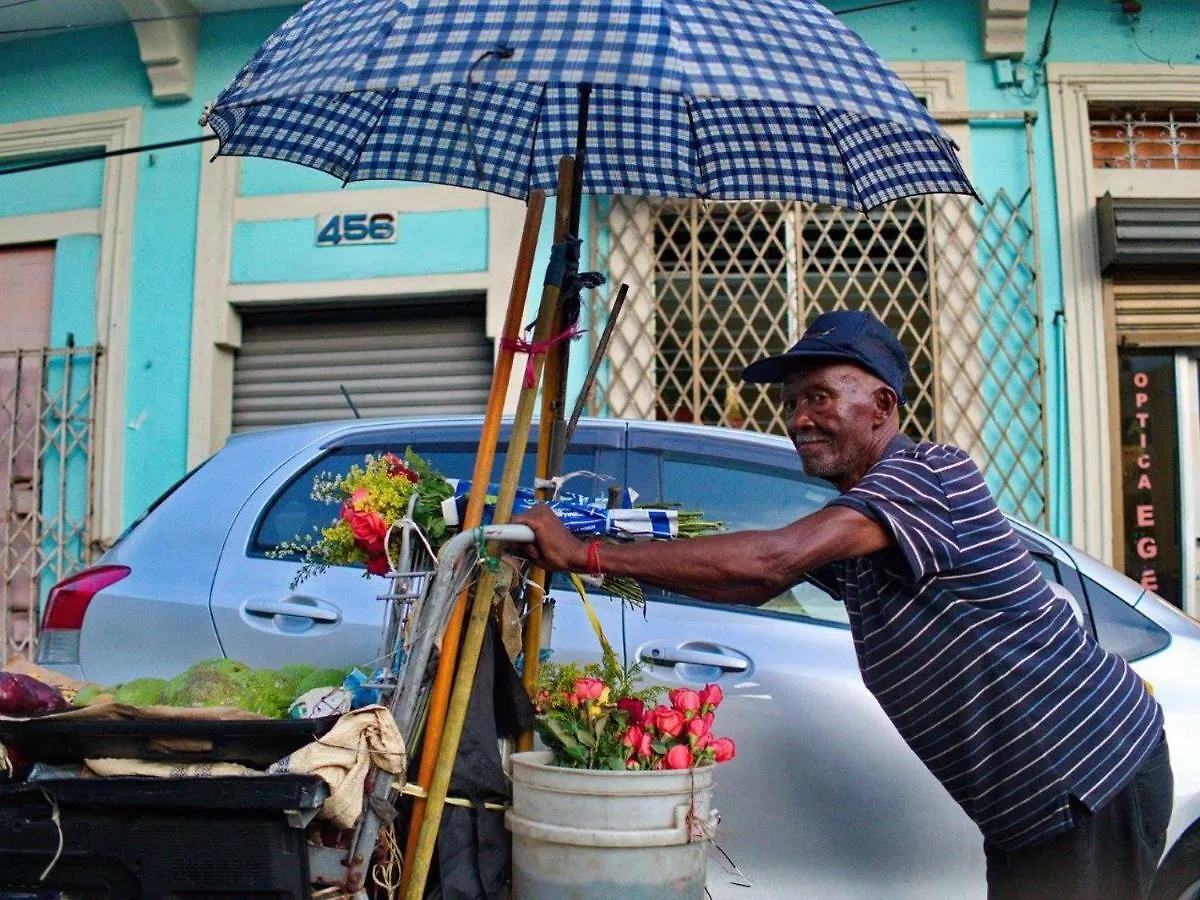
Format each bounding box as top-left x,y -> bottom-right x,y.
639,646 -> 748,673
244,601 -> 340,624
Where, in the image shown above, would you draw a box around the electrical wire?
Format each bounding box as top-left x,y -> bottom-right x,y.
0,8 -> 201,37
832,0 -> 918,13
0,134 -> 216,177
0,0 -> 922,37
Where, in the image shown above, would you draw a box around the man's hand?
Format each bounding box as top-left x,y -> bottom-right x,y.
511,503 -> 587,572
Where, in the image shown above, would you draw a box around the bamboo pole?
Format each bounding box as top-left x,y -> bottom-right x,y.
404,161 -> 575,899
400,191 -> 545,893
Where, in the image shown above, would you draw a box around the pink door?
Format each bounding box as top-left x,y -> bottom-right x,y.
0,243 -> 54,658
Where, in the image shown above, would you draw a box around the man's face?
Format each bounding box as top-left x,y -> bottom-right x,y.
780,364 -> 892,483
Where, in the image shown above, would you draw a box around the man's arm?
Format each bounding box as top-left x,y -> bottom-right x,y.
511,503 -> 891,605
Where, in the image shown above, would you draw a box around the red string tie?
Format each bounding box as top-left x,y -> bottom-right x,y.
499,324 -> 585,389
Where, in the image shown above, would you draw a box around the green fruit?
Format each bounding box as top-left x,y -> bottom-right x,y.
295,667 -> 349,695
72,684 -> 106,706
113,677 -> 167,707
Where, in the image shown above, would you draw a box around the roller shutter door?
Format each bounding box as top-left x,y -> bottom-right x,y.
232,301 -> 493,431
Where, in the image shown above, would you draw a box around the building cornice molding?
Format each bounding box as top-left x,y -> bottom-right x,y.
119,0 -> 198,102
980,0 -> 1030,60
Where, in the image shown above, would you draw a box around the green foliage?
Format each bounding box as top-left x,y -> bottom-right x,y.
532,656 -> 660,771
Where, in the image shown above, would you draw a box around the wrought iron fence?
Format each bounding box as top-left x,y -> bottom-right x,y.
589,190 -> 1049,527
1,345 -> 102,660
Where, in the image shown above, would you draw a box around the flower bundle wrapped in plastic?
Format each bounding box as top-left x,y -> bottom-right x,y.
270,450 -> 454,587
271,451 -> 720,597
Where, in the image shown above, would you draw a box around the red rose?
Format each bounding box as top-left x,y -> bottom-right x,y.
652,706 -> 686,738
341,500 -> 388,556
694,732 -> 714,751
699,684 -> 723,710
573,678 -> 607,701
687,716 -> 710,739
664,744 -> 693,770
365,554 -> 390,575
381,453 -> 420,482
669,688 -> 702,717
712,737 -> 736,763
616,697 -> 645,723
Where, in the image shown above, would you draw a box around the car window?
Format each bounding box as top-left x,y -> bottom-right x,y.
253,443 -> 605,559
1081,573 -> 1170,662
112,455 -> 212,548
1030,552 -> 1094,633
651,452 -> 846,624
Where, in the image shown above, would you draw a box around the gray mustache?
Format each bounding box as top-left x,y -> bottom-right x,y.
792,432 -> 827,445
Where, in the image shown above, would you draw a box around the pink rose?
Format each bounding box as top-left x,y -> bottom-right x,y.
701,712 -> 714,731
652,706 -> 686,738
573,678 -> 607,702
694,732 -> 714,751
626,758 -> 642,770
687,716 -> 710,739
664,744 -> 694,770
699,684 -> 723,710
616,697 -> 645,723
669,688 -> 702,717
712,737 -> 736,763
637,732 -> 653,759
534,690 -> 551,713
621,725 -> 645,751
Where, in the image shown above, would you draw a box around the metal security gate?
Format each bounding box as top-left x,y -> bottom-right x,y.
1,345 -> 103,660
591,187 -> 1049,527
232,301 -> 494,431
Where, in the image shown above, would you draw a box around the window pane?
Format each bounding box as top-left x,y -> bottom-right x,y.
1083,574 -> 1170,662
657,453 -> 844,623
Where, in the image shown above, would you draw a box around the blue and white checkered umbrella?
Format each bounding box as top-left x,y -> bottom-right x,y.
203,0 -> 974,210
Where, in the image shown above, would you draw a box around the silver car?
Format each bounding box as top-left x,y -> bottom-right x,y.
37,417 -> 1200,899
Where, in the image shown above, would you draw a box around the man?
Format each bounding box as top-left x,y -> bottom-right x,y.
513,309 -> 1173,900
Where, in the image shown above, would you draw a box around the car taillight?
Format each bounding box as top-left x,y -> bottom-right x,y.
37,565 -> 131,665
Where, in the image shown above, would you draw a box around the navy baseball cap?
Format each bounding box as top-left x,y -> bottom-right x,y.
741,309 -> 909,405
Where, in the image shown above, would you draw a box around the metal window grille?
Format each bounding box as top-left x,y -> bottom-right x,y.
1,345 -> 103,660
1089,105 -> 1200,170
590,190 -> 1049,527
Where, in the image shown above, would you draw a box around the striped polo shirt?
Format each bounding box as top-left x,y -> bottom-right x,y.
808,436 -> 1164,850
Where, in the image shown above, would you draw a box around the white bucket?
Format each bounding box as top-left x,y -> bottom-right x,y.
507,750 -> 717,900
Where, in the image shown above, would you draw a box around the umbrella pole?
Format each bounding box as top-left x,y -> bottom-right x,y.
517,85 -> 594,749
404,160 -> 576,900
399,190 -> 545,892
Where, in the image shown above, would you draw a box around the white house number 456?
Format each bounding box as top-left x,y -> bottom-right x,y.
316,212 -> 398,246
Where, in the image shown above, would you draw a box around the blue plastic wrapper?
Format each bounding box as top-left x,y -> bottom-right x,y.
440,481 -> 676,540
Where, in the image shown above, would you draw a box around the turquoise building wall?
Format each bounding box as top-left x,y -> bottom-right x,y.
1,0 -> 1196,541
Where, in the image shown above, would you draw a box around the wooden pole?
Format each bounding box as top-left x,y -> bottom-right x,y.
404,162 -> 575,899
399,191 -> 545,894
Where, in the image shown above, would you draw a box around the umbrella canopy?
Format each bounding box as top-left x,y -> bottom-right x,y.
202,0 -> 975,210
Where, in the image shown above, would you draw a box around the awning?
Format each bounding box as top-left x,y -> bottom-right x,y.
1097,192 -> 1200,276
